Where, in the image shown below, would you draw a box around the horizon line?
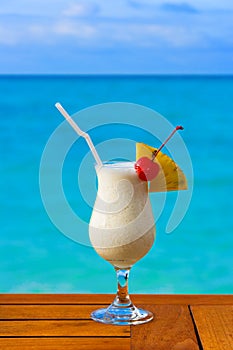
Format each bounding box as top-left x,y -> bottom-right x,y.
1,73 -> 233,78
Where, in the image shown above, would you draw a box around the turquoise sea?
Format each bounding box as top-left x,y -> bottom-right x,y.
0,75 -> 233,294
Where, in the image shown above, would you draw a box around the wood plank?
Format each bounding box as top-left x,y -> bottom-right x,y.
0,294 -> 113,305
0,320 -> 130,337
191,305 -> 233,350
1,294 -> 232,305
0,337 -> 130,350
131,304 -> 199,350
0,304 -> 103,320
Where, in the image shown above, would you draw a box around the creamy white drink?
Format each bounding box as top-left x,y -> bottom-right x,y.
89,161 -> 155,268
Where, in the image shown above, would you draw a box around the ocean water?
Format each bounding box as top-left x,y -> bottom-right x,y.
0,75 -> 233,294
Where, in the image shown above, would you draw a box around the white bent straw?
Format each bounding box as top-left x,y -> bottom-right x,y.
55,102 -> 103,167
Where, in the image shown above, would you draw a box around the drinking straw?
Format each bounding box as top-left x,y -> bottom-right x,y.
152,126 -> 184,160
55,103 -> 103,167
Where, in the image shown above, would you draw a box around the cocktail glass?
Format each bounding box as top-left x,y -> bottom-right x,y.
89,161 -> 155,325
54,104 -> 186,325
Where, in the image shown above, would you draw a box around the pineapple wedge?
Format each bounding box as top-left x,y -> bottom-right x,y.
136,142 -> 187,192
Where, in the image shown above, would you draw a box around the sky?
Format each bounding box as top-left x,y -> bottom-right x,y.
0,0 -> 233,74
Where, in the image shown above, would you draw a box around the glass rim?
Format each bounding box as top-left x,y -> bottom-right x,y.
95,160 -> 135,168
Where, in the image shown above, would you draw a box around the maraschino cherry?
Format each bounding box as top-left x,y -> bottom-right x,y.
135,126 -> 184,181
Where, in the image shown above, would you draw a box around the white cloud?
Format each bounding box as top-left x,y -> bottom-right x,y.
53,20 -> 97,39
29,24 -> 47,38
62,2 -> 99,17
0,0 -> 233,19
144,24 -> 201,47
0,25 -> 19,45
128,0 -> 233,12
0,0 -> 61,16
0,10 -> 230,50
0,0 -> 232,72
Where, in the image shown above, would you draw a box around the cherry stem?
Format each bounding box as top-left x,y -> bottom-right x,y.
152,125 -> 184,160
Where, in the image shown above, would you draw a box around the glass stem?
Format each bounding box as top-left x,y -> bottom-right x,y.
113,267 -> 131,307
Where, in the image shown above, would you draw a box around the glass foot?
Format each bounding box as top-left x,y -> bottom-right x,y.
91,303 -> 153,325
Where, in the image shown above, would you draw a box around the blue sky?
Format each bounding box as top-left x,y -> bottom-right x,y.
1,0 -> 233,74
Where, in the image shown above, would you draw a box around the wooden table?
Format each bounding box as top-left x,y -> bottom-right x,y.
0,294 -> 232,349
